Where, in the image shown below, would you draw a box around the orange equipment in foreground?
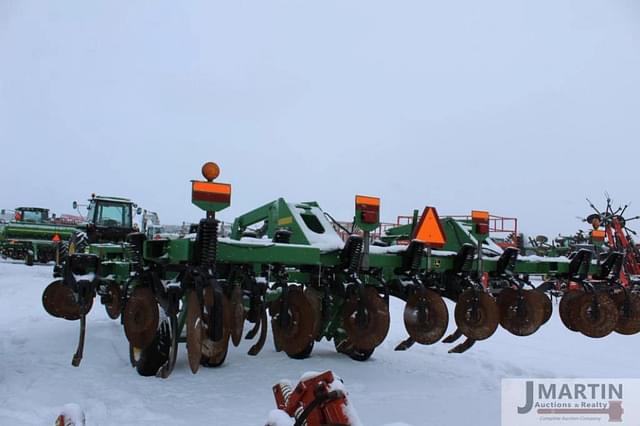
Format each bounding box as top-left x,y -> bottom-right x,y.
271,371 -> 356,426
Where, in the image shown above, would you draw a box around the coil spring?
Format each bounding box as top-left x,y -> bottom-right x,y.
409,242 -> 424,272
197,218 -> 219,268
279,382 -> 293,406
126,233 -> 145,271
277,382 -> 306,425
343,236 -> 364,273
128,248 -> 142,273
130,245 -> 142,266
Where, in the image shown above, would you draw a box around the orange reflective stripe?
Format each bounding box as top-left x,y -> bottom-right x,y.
192,181 -> 232,194
471,210 -> 489,222
355,195 -> 380,207
592,230 -> 606,239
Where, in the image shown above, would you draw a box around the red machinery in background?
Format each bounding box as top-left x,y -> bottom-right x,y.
586,196 -> 640,286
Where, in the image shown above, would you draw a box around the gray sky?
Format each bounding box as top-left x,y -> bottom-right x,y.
1,0 -> 639,237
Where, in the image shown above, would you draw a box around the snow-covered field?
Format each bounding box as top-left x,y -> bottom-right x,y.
1,260 -> 639,426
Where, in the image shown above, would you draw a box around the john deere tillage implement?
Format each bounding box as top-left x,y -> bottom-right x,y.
41,163 -> 640,378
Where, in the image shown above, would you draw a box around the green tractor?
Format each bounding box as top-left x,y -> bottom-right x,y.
51,194 -> 142,273
70,195 -> 142,245
0,207 -> 76,265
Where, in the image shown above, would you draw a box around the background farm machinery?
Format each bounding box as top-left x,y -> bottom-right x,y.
41,163 -> 640,379
64,194 -> 142,250
0,195 -> 142,266
0,207 -> 77,265
583,196 -> 640,283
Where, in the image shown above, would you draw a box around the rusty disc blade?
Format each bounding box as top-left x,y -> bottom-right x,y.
42,280 -> 82,321
271,286 -> 317,357
569,293 -> 619,338
305,287 -> 323,340
498,289 -> 545,336
203,285 -> 215,306
403,288 -> 449,345
230,286 -> 244,347
454,289 -> 499,341
559,289 -> 583,332
532,289 -> 553,325
496,287 -> 517,310
186,290 -> 203,374
201,332 -> 229,367
104,283 -> 122,320
201,292 -> 231,367
342,287 -> 390,352
612,292 -> 640,335
123,287 -> 159,349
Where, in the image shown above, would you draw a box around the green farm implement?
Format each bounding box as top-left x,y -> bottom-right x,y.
41,163 -> 640,378
0,207 -> 76,265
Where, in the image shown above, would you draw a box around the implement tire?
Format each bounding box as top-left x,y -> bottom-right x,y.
134,320 -> 172,377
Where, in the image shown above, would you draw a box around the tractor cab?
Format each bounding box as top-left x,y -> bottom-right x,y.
14,207 -> 50,224
75,195 -> 140,243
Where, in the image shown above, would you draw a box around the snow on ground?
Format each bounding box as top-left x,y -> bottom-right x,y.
1,260 -> 639,426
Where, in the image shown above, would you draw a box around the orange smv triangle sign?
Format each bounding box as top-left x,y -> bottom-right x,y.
413,206 -> 447,248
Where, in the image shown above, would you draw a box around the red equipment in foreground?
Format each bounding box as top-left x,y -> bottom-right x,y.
271,371 -> 356,426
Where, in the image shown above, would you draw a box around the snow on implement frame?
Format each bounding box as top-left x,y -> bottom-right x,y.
41,162 -> 640,377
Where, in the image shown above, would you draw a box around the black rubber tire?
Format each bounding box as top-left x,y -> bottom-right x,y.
69,231 -> 89,254
286,341 -> 314,360
333,338 -> 374,361
57,231 -> 89,267
58,242 -> 69,261
347,347 -> 374,361
135,322 -> 171,377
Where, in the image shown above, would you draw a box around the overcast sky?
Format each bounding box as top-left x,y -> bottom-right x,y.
1,0 -> 639,237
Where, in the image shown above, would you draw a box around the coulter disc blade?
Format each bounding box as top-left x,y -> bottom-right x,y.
271,286 -> 317,357
305,287 -> 324,340
342,287 -> 390,352
42,280 -> 82,321
569,293 -> 619,338
612,292 -> 640,335
532,289 -> 553,325
403,289 -> 449,345
496,287 -> 517,310
230,286 -> 245,347
454,289 -> 499,341
123,287 -> 159,349
497,289 -> 545,337
559,289 -> 583,332
186,290 -> 203,374
104,283 -> 122,320
201,291 -> 231,367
